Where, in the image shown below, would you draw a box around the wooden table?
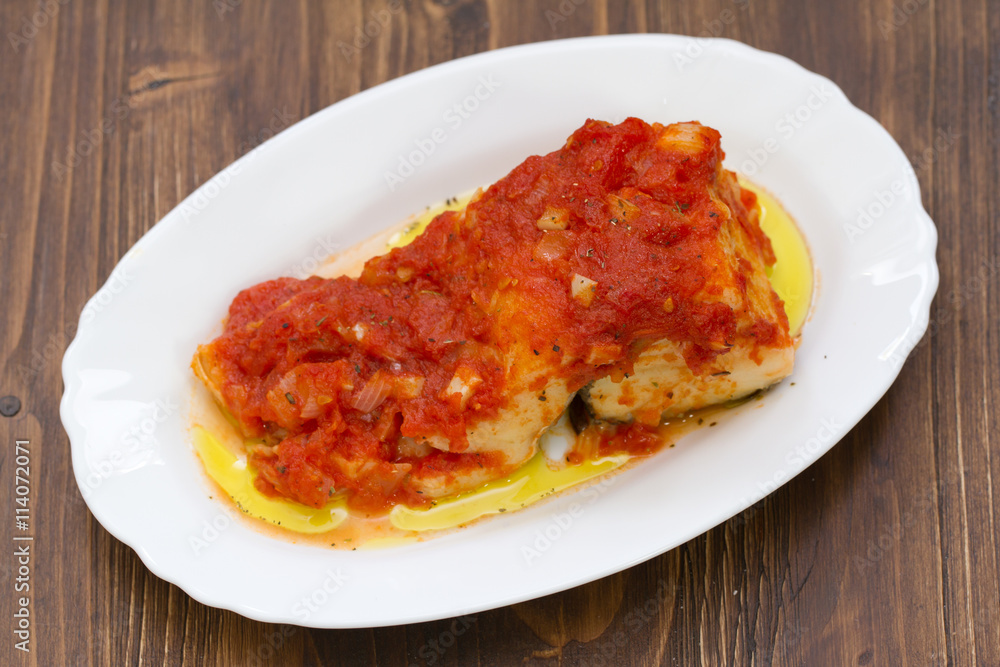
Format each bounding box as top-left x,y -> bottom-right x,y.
2,0 -> 997,664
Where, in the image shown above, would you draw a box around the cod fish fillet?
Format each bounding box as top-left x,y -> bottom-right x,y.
581,123 -> 794,425
193,118 -> 794,511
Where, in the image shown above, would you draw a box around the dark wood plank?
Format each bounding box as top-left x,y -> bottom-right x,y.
1,0 -> 997,665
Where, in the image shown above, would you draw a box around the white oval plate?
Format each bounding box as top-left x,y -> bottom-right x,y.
62,35 -> 938,628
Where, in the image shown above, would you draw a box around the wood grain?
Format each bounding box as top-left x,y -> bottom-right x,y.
1,0 -> 997,664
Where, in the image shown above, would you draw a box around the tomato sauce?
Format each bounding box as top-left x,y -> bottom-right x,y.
200,118 -> 787,513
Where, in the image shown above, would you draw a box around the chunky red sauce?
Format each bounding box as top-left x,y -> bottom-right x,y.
198,118 -> 787,512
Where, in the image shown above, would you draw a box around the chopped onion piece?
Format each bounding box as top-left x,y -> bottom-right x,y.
606,193 -> 640,222
571,273 -> 597,306
351,371 -> 391,413
300,396 -> 323,419
534,232 -> 571,261
536,206 -> 570,230
394,374 -> 426,399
